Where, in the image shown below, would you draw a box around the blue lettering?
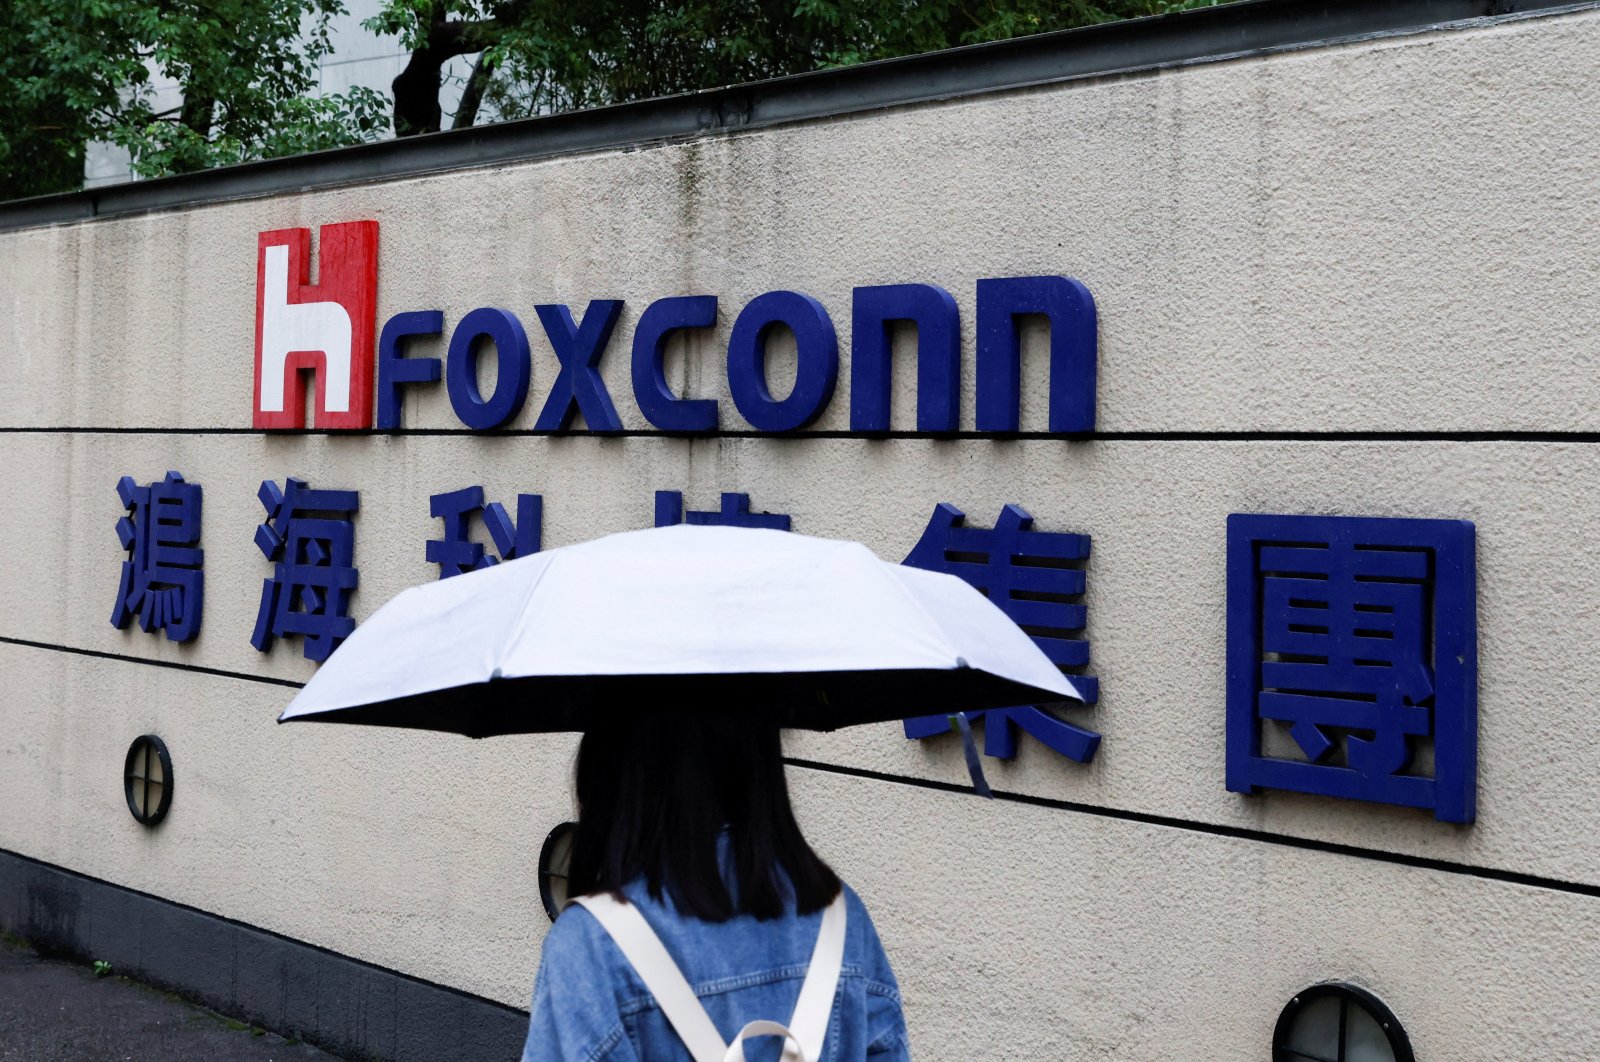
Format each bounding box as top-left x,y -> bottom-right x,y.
726,291 -> 838,433
850,284 -> 959,433
376,310 -> 443,431
533,300 -> 624,432
975,276 -> 1096,433
630,296 -> 720,433
446,307 -> 532,431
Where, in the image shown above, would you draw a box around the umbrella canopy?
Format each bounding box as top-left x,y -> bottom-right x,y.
278,524 -> 1085,737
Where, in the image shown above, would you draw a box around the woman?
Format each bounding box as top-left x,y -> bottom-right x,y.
522,710 -> 911,1061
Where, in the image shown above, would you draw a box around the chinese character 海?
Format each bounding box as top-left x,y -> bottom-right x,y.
110,471 -> 203,642
251,477 -> 360,662
901,503 -> 1100,763
427,486 -> 543,579
1226,513 -> 1477,822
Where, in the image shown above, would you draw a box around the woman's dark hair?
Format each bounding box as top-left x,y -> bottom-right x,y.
566,710 -> 840,922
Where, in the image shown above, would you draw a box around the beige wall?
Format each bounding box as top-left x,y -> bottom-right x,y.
4,6 -> 1600,1059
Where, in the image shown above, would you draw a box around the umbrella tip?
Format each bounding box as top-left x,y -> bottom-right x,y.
955,656 -> 970,669
490,667 -> 504,681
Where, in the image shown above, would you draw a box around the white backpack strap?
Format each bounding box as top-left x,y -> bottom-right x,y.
786,891 -> 848,1061
725,1020 -> 804,1062
724,892 -> 847,1062
574,890 -> 848,1062
572,894 -> 728,1062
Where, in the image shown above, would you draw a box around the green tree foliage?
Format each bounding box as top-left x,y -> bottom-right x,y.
2,0 -> 1235,198
1,0 -> 389,199
372,0 -> 1237,136
0,1 -> 99,198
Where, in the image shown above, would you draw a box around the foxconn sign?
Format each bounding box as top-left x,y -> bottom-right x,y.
251,220 -> 1099,434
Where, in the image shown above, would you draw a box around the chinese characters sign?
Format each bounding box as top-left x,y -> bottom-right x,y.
102,216 -> 1491,826
251,478 -> 361,663
1225,514 -> 1477,823
428,487 -> 543,579
111,472 -> 204,643
902,504 -> 1100,763
654,492 -> 791,530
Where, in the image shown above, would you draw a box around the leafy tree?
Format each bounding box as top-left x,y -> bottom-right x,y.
1,0 -> 1236,198
0,1 -> 104,198
371,0 -> 1238,136
1,0 -> 388,198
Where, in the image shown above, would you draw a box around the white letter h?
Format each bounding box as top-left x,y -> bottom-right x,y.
258,243 -> 354,414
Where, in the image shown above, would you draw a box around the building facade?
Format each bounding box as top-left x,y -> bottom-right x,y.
4,2 -> 1600,1058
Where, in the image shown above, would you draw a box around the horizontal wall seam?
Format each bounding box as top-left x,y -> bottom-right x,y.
10,427 -> 1600,442
7,637 -> 1588,898
784,757 -> 1600,901
0,636 -> 305,689
0,843 -> 529,1017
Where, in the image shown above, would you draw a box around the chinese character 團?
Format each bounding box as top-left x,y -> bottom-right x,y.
654,491 -> 792,530
110,471 -> 204,642
251,477 -> 360,663
1225,513 -> 1477,823
901,503 -> 1100,763
427,486 -> 543,579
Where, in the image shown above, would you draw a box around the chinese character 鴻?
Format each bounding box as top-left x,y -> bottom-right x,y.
111,471 -> 203,642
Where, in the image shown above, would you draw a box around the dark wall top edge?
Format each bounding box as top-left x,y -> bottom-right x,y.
0,0 -> 1591,234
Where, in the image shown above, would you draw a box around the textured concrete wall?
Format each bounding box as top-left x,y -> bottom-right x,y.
5,6 -> 1600,1059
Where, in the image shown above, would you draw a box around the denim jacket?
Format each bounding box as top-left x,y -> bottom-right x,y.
521,873 -> 910,1062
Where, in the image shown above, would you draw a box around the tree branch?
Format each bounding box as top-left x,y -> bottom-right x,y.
392,15 -> 504,136
452,51 -> 496,130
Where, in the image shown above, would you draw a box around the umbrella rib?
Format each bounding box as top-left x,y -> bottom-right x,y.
490,556 -> 561,678
884,561 -> 1085,702
879,565 -> 967,669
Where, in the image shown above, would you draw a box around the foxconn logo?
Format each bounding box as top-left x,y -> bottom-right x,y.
247,219 -> 1099,436
253,221 -> 378,429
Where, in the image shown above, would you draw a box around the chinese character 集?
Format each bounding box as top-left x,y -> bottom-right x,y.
902,503 -> 1100,763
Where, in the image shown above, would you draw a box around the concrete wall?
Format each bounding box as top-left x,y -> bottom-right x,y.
6,5 -> 1600,1058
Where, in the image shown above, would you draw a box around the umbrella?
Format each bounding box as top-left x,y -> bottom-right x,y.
278,524 -> 1085,738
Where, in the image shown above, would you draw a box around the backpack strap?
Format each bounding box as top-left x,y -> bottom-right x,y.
573,891 -> 849,1062
783,891 -> 848,1059
573,893 -> 728,1062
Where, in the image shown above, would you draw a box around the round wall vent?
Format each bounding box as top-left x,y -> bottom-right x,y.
538,822 -> 576,921
1274,981 -> 1413,1062
123,735 -> 173,826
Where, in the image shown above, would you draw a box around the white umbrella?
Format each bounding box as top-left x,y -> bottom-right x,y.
278,524 -> 1085,737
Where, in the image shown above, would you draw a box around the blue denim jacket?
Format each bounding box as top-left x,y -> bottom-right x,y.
521,873 -> 910,1062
